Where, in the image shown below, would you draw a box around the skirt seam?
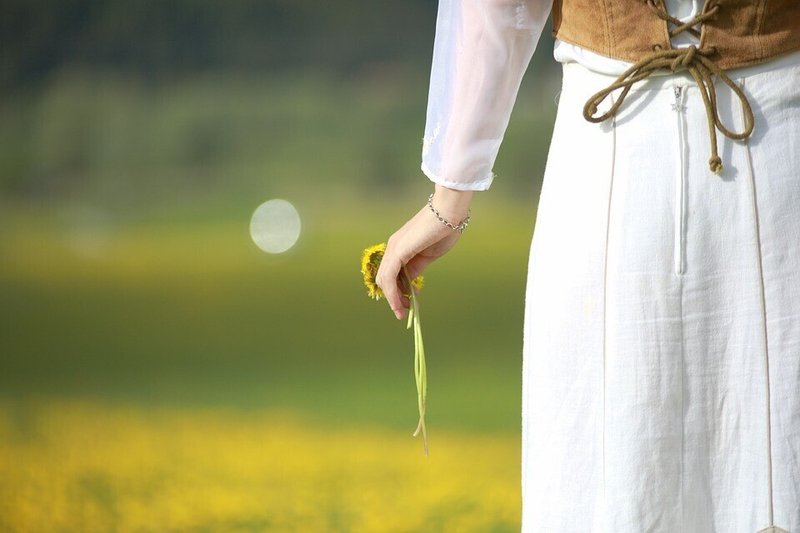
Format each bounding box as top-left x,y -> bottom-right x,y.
600,93 -> 619,531
741,75 -> 778,531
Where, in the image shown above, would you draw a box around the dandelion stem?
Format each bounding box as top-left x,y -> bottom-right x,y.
402,265 -> 428,456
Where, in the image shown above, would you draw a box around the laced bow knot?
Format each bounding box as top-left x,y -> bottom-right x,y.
583,0 -> 754,175
673,44 -> 698,69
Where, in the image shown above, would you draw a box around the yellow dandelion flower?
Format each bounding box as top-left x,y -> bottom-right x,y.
361,243 -> 386,300
360,242 -> 429,456
360,243 -> 424,300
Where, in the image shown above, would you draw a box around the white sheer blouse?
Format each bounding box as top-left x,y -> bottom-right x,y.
420,0 -> 702,191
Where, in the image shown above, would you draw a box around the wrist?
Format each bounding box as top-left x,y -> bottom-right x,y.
432,184 -> 473,221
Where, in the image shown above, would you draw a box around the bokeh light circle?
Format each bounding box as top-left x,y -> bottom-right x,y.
250,199 -> 301,254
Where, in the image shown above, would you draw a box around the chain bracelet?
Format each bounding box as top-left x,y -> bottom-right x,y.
427,193 -> 471,233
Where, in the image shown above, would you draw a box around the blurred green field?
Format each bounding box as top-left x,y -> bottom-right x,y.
0,67 -> 554,531
0,199 -> 538,532
0,197 -> 536,429
0,66 -> 556,429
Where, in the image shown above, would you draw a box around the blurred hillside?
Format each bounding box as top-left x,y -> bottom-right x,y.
2,0 -> 441,88
0,0 -> 560,212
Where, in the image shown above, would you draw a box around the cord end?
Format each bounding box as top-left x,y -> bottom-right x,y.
709,156 -> 723,175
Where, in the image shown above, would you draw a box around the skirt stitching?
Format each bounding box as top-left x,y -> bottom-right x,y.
740,75 -> 778,531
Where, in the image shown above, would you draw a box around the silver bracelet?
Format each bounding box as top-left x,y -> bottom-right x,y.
427,193 -> 471,233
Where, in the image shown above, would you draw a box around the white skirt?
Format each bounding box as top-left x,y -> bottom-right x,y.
521,50 -> 800,533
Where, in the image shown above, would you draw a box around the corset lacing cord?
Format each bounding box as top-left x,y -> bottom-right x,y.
582,0 -> 755,175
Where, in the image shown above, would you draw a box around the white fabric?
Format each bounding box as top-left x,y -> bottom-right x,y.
420,1 -> 800,531
521,50 -> 800,532
421,0 -> 550,191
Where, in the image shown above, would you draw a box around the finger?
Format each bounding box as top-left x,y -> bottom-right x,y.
376,249 -> 407,320
404,254 -> 436,282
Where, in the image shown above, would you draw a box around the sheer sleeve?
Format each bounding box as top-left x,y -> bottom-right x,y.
421,0 -> 552,191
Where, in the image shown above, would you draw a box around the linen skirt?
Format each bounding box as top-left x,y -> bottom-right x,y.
521,50 -> 800,533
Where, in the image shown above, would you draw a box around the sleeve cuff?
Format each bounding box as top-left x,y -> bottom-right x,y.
420,161 -> 494,191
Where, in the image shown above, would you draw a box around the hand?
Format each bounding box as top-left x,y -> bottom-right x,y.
376,184 -> 473,320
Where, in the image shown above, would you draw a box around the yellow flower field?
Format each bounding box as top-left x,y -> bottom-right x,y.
0,400 -> 521,532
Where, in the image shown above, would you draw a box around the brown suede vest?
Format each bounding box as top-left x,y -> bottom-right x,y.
552,0 -> 800,70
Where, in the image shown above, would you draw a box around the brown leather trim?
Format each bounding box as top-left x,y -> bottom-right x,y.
552,0 -> 563,36
552,0 -> 800,70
